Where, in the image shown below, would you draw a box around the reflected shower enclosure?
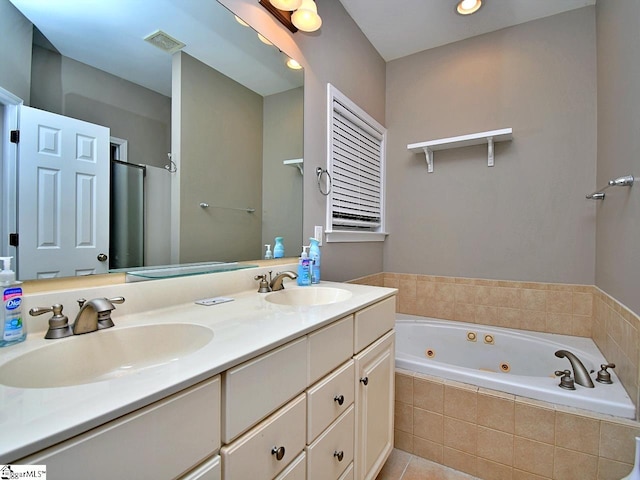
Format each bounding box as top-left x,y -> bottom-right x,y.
110,160 -> 145,269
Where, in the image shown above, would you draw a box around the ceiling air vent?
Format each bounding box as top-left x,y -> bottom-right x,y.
144,30 -> 186,54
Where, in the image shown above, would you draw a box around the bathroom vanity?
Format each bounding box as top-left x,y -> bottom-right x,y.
0,267 -> 396,480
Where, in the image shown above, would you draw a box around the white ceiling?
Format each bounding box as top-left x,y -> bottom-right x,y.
338,0 -> 596,61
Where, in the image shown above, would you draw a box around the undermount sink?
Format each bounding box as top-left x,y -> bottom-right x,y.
0,323 -> 213,388
265,287 -> 352,306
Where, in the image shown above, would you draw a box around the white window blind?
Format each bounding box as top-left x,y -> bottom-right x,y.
326,84 -> 387,243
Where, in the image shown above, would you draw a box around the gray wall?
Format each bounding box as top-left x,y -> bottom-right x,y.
30,46 -> 171,170
595,0 -> 640,314
262,87 -> 303,257
384,8 -> 597,285
0,0 -> 32,103
176,52 -> 263,263
220,0 -> 387,281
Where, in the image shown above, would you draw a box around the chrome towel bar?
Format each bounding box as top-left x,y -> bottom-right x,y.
586,175 -> 634,199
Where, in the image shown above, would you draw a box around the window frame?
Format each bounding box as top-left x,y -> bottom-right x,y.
325,83 -> 388,243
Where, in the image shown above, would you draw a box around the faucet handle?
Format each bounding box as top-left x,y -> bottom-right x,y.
555,370 -> 576,390
29,304 -> 73,339
108,296 -> 125,305
596,363 -> 615,384
254,274 -> 271,293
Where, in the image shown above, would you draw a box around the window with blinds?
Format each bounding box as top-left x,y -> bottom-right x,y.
325,84 -> 387,242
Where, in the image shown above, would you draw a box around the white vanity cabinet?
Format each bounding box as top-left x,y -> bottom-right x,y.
14,291 -> 396,480
20,376 -> 222,480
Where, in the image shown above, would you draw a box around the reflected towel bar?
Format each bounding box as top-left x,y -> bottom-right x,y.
199,203 -> 255,213
586,175 -> 634,199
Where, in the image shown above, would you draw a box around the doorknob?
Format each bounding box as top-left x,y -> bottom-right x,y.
97,253 -> 108,262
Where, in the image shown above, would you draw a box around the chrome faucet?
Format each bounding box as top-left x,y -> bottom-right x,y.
73,297 -> 125,335
270,271 -> 298,291
555,350 -> 594,388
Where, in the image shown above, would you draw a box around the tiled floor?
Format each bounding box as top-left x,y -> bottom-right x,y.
376,449 -> 476,480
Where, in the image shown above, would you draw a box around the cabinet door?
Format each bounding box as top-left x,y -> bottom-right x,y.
354,331 -> 395,480
20,377 -> 221,480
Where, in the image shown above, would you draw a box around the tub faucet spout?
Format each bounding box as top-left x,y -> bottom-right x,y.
555,350 -> 594,388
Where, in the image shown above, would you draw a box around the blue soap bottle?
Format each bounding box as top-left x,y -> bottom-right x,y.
274,237 -> 285,259
0,256 -> 25,347
309,237 -> 321,284
297,246 -> 311,286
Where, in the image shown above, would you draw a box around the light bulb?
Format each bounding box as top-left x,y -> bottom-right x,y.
234,15 -> 249,27
286,58 -> 302,70
258,33 -> 273,45
269,0 -> 302,11
456,0 -> 482,15
291,0 -> 322,32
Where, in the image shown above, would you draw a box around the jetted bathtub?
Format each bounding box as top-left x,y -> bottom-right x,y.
395,314 -> 635,418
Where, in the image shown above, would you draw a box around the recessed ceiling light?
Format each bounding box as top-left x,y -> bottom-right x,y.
456,0 -> 482,15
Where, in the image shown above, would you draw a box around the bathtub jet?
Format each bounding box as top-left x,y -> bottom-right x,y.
554,349 -> 595,388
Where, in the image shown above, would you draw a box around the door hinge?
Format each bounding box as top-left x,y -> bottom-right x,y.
9,233 -> 18,247
10,130 -> 19,144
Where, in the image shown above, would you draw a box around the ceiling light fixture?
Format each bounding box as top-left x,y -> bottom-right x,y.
259,0 -> 322,33
286,58 -> 302,70
269,0 -> 302,10
234,15 -> 250,27
258,33 -> 273,45
291,0 -> 322,32
456,0 -> 482,15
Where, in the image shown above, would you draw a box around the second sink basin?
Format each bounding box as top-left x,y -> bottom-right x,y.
265,287 -> 352,306
0,323 -> 213,389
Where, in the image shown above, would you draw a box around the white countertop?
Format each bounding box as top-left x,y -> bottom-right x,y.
0,280 -> 396,462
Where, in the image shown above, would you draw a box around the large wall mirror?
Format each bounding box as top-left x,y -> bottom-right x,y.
0,0 -> 303,281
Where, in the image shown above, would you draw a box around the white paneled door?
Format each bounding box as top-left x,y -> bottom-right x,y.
18,106 -> 110,279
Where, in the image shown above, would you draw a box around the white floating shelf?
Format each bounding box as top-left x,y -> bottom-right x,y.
283,158 -> 303,175
407,128 -> 513,173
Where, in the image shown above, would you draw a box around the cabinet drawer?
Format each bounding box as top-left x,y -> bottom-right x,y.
274,452 -> 306,480
307,360 -> 354,443
221,393 -> 306,480
306,405 -> 355,480
308,315 -> 353,384
21,377 -> 221,480
180,455 -> 221,480
223,337 -> 307,442
354,297 -> 395,353
338,463 -> 354,480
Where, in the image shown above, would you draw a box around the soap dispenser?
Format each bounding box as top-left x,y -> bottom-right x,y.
309,237 -> 321,284
297,246 -> 311,286
274,237 -> 284,259
0,256 -> 25,347
264,244 -> 273,260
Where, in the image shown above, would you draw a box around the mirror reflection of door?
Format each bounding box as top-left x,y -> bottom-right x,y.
18,105 -> 109,279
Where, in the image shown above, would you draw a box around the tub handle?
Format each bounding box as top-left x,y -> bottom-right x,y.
360,377 -> 369,386
596,363 -> 616,384
555,370 -> 576,390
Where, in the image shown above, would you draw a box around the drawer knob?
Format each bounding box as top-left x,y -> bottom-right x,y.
360,376 -> 369,386
334,394 -> 345,405
271,446 -> 286,461
334,450 -> 344,462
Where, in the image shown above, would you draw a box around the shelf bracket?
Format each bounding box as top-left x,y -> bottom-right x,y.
423,147 -> 434,173
487,136 -> 494,167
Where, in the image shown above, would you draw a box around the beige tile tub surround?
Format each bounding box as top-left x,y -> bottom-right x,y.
395,370 -> 640,480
